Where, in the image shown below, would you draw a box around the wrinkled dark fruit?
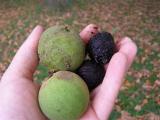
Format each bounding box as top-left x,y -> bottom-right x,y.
87,32 -> 116,64
76,60 -> 105,92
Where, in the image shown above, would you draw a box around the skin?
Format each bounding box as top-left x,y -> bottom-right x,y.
0,25 -> 137,120
79,24 -> 99,44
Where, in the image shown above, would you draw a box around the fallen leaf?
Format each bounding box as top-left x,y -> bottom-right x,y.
118,111 -> 137,120
142,84 -> 153,91
154,80 -> 160,86
141,113 -> 160,120
141,99 -> 148,106
134,105 -> 142,111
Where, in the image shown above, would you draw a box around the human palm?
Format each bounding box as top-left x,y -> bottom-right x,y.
0,25 -> 137,120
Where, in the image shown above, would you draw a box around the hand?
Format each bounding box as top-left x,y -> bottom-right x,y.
0,26 -> 46,120
0,25 -> 137,120
79,24 -> 137,120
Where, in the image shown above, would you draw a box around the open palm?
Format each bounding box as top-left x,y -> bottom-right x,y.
0,25 -> 137,120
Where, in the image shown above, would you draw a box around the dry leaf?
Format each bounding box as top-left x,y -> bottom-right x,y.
134,105 -> 142,111
118,111 -> 137,120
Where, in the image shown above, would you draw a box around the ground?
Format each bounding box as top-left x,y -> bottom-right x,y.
0,0 -> 160,119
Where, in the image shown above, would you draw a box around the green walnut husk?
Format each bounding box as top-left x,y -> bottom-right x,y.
38,71 -> 89,120
38,25 -> 85,72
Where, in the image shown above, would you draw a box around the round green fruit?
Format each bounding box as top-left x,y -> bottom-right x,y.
38,25 -> 85,72
38,71 -> 90,120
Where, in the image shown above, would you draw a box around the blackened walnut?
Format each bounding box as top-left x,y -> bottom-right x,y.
76,60 -> 105,92
87,32 -> 116,64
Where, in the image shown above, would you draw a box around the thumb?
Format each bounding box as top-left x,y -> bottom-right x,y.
3,26 -> 43,81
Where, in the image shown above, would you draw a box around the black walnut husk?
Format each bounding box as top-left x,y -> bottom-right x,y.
87,32 -> 116,64
76,60 -> 105,92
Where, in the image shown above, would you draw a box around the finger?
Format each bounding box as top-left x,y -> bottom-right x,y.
117,37 -> 137,69
80,106 -> 99,120
91,37 -> 137,101
92,52 -> 128,120
3,25 -> 43,81
79,24 -> 99,44
90,85 -> 101,100
116,37 -> 132,49
104,37 -> 137,71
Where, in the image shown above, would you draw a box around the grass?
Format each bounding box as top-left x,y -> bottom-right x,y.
34,64 -> 49,84
109,110 -> 121,120
142,99 -> 160,115
119,90 -> 146,116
